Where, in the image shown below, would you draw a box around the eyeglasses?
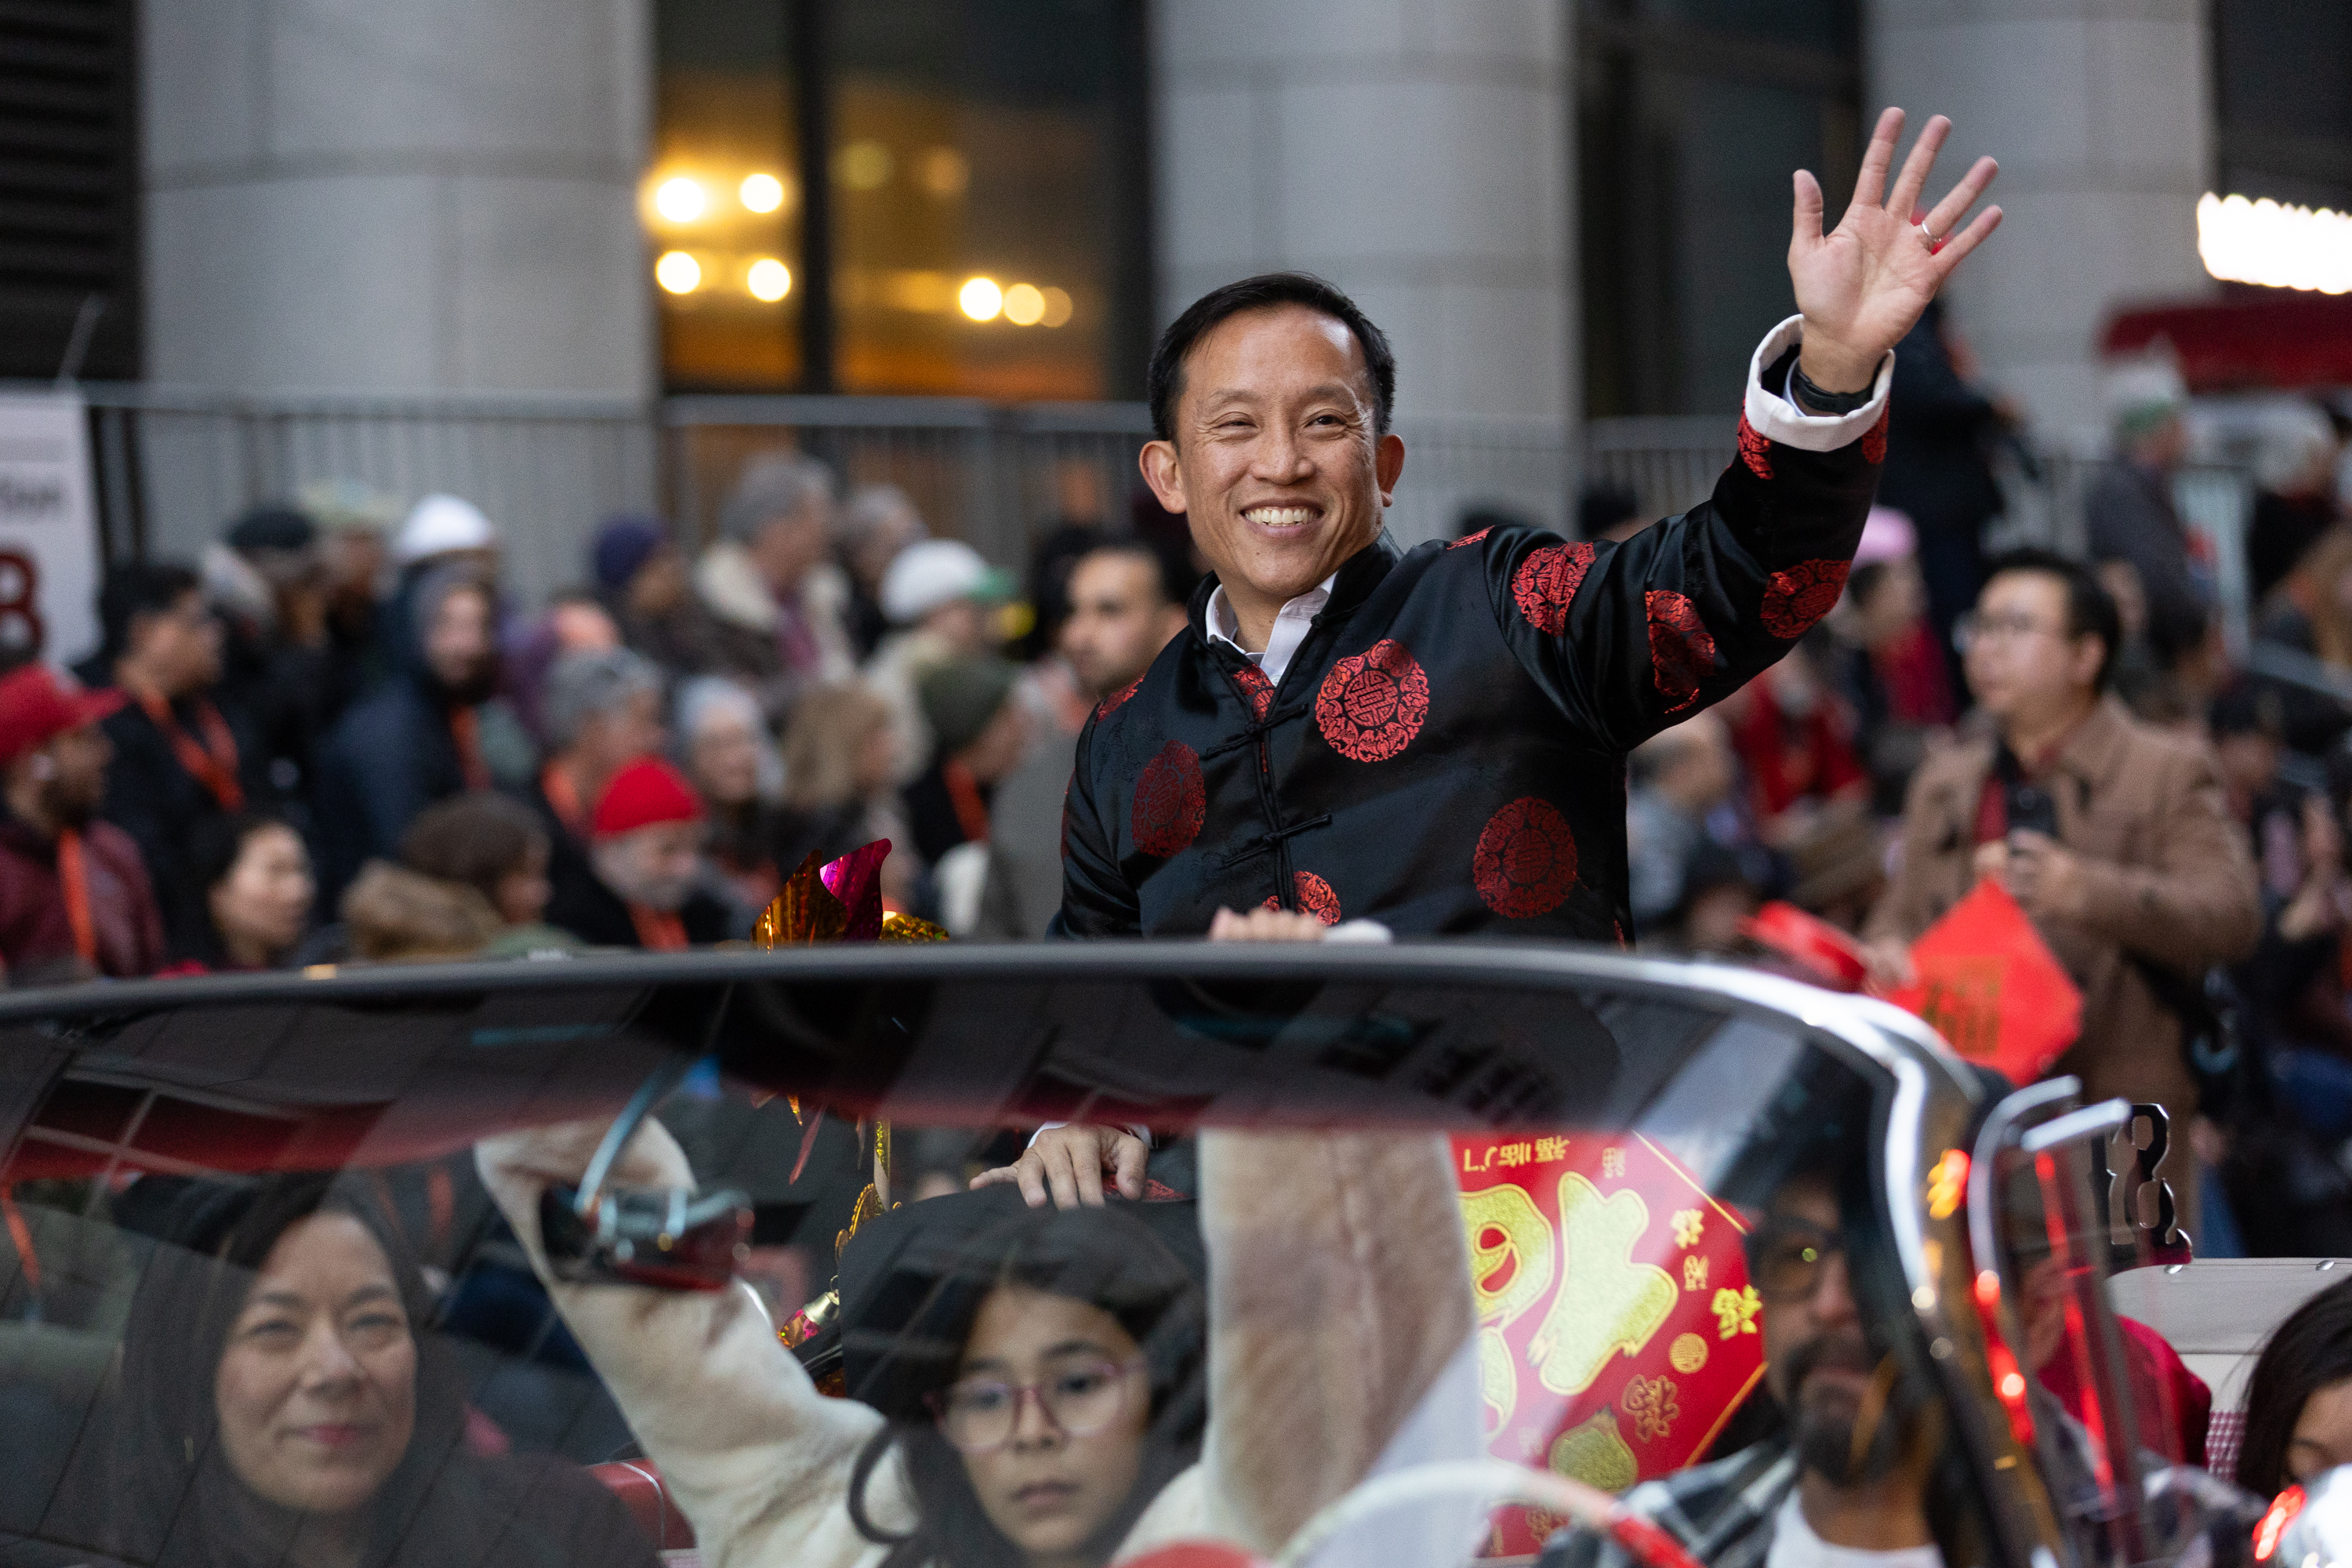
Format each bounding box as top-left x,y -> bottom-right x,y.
927,1357 -> 1145,1454
1743,1217 -> 1849,1303
1954,610 -> 2068,652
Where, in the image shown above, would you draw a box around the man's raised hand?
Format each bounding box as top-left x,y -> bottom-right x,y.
1789,107 -> 2002,392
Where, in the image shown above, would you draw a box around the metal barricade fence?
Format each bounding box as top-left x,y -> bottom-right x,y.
34,386 -> 2257,647
71,384 -> 659,611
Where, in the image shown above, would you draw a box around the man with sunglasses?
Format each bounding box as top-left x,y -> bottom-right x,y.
1548,1164 -> 1946,1568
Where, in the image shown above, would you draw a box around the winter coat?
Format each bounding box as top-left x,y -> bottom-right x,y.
96,691 -> 273,953
0,813 -> 166,981
1864,695 -> 2262,1119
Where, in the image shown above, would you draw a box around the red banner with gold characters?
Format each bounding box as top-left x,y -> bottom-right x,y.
1454,1131 -> 1766,1557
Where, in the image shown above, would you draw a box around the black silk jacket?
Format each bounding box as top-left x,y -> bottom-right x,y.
1060,321 -> 1889,942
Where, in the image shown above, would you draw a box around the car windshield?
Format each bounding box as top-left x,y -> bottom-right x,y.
0,946 -> 2089,1568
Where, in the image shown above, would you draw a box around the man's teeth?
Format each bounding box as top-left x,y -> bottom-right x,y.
1245,506 -> 1315,526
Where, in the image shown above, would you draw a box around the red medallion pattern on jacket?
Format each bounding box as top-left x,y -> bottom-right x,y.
1059,359 -> 1881,940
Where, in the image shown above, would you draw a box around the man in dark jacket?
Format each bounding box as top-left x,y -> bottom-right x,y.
1872,296 -> 2010,676
313,562 -> 506,901
92,562 -> 271,953
1061,109 -> 2001,945
0,664 -> 165,982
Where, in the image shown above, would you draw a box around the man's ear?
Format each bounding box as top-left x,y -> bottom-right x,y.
1138,440 -> 1187,517
2072,633 -> 2107,693
1375,432 -> 1406,506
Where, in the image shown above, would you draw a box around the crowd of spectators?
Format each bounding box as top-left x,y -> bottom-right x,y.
1615,336 -> 2352,1261
6,345 -> 2352,1259
0,455 -> 1196,990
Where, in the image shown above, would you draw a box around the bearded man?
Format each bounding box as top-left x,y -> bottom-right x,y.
1059,109 -> 1999,941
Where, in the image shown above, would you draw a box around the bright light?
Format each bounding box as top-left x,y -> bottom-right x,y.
655,251 -> 702,294
2199,191 -> 2352,294
654,177 -> 706,223
1001,282 -> 1046,326
747,258 -> 792,301
1040,285 -> 1073,328
739,172 -> 786,213
959,276 -> 1004,321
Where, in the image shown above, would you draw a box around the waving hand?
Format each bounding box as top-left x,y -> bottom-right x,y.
1791,107 -> 2002,391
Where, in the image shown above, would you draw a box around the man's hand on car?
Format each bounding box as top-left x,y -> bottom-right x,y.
974,902 -> 1336,1209
970,1122 -> 1148,1209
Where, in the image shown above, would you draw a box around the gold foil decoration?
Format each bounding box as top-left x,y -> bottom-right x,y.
1548,1407 -> 1639,1494
1462,1183 -> 1556,1327
1527,1173 -> 1677,1396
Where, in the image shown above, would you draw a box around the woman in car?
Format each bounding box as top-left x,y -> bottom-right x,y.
95,1173 -> 659,1568
476,1117 -> 1476,1566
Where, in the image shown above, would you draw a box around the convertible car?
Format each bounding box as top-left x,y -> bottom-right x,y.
0,942 -> 2283,1568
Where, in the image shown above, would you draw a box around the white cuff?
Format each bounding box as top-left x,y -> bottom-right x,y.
1325,918 -> 1395,945
1743,314 -> 1893,452
1027,1120 -> 1153,1150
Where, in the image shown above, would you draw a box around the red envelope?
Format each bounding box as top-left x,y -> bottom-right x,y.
1886,880 -> 2082,1083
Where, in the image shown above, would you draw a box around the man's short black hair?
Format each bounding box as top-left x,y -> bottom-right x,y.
97,562 -> 202,662
1146,272 -> 1396,441
1980,547 -> 2123,692
1073,536 -> 1193,610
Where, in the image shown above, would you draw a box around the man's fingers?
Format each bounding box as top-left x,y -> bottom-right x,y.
1111,1135 -> 1149,1201
1073,1145 -> 1106,1207
1930,204 -> 2004,274
1791,169 -> 1826,252
1043,1146 -> 1083,1210
1921,155 -> 1999,242
1851,105 -> 1904,209
967,1156 -> 1051,1207
1884,114 -> 1951,220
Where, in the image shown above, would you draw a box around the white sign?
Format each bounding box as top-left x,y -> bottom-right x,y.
0,390 -> 102,668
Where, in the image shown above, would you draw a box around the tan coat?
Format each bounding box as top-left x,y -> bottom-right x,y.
1865,697 -> 2260,1120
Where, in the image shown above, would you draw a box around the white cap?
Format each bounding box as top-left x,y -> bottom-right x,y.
394,493 -> 496,566
880,539 -> 1013,624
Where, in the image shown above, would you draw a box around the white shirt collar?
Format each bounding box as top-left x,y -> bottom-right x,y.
1203,575 -> 1336,688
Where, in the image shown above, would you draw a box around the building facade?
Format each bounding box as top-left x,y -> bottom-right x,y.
3,1 -> 2341,577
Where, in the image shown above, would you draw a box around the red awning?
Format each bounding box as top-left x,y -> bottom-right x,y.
2103,289 -> 2352,392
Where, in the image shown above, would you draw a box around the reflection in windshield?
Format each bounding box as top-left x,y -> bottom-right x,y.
0,962 -> 2053,1568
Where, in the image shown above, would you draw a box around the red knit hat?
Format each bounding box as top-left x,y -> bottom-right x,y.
0,665 -> 125,768
592,757 -> 706,838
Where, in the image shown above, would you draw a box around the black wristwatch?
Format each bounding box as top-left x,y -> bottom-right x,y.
1790,362 -> 1875,416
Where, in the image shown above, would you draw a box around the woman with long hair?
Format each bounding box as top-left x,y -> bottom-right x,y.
2237,1276 -> 2352,1497
477,1117 -> 1474,1566
96,1172 -> 659,1568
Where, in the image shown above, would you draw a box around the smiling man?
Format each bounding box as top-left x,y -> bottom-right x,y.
1058,109 -> 2001,942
